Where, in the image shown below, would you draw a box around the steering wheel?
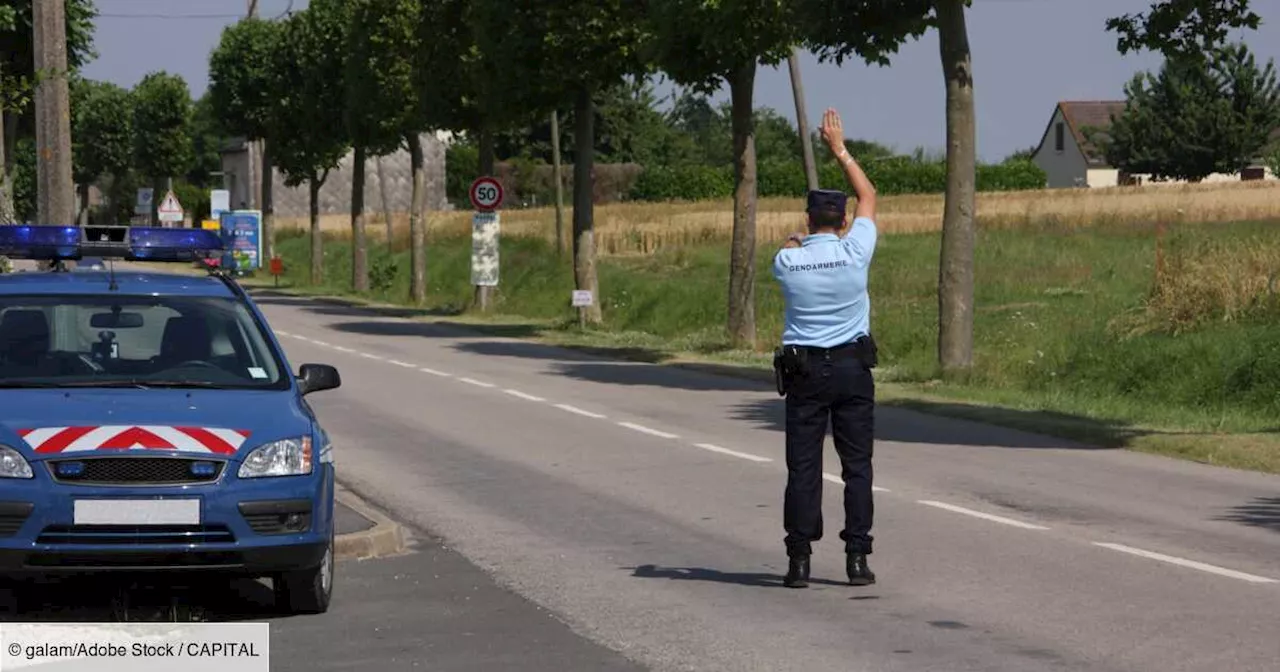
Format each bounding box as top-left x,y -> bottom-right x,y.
168,360 -> 223,370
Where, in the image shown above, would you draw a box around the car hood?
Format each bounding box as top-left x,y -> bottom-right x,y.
0,389 -> 310,461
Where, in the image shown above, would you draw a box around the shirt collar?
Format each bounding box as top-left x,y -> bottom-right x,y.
802,233 -> 839,246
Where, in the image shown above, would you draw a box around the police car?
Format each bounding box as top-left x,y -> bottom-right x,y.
0,225 -> 341,614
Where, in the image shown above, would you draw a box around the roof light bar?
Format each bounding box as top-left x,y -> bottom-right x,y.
0,225 -> 224,262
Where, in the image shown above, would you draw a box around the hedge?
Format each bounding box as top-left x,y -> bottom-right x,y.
623,158 -> 1048,202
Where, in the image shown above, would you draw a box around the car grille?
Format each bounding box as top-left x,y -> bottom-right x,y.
46,457 -> 225,486
37,524 -> 236,545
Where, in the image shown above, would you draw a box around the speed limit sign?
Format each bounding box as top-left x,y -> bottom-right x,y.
469,176 -> 504,212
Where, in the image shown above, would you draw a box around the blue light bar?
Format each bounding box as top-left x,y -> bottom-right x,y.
128,227 -> 224,261
0,226 -> 81,259
0,225 -> 223,262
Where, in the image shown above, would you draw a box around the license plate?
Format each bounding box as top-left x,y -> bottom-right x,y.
73,499 -> 201,525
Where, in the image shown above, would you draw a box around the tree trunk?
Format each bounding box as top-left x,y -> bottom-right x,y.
261,141 -> 275,259
572,87 -> 602,324
407,133 -> 427,305
377,154 -> 393,248
0,104 -> 12,223
551,110 -> 566,256
478,126 -> 495,176
310,175 -> 323,285
351,144 -> 369,292
33,0 -> 74,229
787,50 -> 819,191
77,182 -> 90,225
727,62 -> 759,351
936,0 -> 978,374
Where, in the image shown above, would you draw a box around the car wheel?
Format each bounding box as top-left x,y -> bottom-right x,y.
275,529 -> 334,615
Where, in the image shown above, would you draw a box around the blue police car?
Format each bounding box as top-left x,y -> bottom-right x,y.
0,225 -> 340,614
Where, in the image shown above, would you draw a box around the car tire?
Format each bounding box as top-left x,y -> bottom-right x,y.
275,528 -> 334,615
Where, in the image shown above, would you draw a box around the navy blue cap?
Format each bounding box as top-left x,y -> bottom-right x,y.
806,189 -> 846,213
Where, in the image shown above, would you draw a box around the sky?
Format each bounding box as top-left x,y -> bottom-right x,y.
80,0 -> 1280,163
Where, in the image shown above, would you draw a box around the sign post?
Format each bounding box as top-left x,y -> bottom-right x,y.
469,177 -> 503,311
135,188 -> 154,223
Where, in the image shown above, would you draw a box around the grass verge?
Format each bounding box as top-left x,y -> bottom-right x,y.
229,218 -> 1280,475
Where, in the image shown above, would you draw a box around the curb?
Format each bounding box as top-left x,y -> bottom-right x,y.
333,482 -> 408,561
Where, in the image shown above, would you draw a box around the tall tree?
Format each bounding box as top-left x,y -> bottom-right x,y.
208,17 -> 281,253
1096,43 -> 1280,182
351,0 -> 430,304
476,0 -> 651,324
70,78 -> 133,225
1107,0 -> 1261,59
267,4 -> 350,286
130,71 -> 194,222
647,0 -> 797,349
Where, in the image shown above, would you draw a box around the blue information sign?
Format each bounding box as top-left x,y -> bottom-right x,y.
219,210 -> 262,272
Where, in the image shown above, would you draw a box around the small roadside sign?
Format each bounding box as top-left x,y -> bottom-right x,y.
571,290 -> 594,307
469,177 -> 504,212
157,190 -> 184,223
134,188 -> 154,215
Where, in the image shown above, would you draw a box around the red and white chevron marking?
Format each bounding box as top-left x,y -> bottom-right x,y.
16,426 -> 252,455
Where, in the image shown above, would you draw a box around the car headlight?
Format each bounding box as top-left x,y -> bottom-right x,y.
0,446 -> 33,479
238,437 -> 313,478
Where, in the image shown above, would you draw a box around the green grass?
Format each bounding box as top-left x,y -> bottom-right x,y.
255,219 -> 1280,474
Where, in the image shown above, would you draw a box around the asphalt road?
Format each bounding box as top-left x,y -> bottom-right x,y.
211,290 -> 1280,670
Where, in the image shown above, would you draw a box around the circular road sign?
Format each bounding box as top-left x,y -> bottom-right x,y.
469,177 -> 504,211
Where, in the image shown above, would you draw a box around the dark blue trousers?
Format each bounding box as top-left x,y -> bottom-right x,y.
783,349 -> 875,557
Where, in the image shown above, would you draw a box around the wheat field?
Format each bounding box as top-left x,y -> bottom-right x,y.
274,179 -> 1280,256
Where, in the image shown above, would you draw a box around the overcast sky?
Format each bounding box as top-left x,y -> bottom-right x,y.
81,0 -> 1280,162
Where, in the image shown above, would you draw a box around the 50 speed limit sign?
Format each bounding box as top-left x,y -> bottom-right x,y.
469,176 -> 504,212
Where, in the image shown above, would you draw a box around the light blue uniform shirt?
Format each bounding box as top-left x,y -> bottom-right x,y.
771,217 -> 877,348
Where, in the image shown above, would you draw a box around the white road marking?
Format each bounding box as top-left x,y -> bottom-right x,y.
617,422 -> 678,439
694,443 -> 772,463
311,339 -> 331,347
333,346 -> 356,353
419,367 -> 451,377
555,404 -> 606,419
1093,542 -> 1278,584
359,352 -> 384,361
276,330 -> 293,337
459,377 -> 496,388
504,389 -> 545,402
821,473 -> 890,492
917,500 -> 1049,530
388,360 -> 416,368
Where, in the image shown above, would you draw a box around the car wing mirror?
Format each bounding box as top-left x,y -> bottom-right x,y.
297,363 -> 341,396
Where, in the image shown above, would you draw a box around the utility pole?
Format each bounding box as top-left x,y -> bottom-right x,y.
34,0 -> 75,227
550,111 -> 566,256
787,50 -> 819,191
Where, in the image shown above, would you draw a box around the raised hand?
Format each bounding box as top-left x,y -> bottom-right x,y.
819,108 -> 846,155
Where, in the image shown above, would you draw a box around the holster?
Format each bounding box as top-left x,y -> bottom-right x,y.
772,345 -> 810,397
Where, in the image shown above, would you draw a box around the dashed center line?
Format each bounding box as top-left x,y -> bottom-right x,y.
555,404 -> 606,419
459,377 -> 496,388
821,473 -> 890,493
617,422 -> 678,439
419,367 -> 451,377
359,353 -> 384,361
1093,542 -> 1277,584
388,360 -> 416,368
918,500 -> 1049,530
694,443 -> 772,463
504,389 -> 545,402
333,346 -> 356,353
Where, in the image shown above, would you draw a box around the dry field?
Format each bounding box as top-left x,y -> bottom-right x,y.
275,179 -> 1280,256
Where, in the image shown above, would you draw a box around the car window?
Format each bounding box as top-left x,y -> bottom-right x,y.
0,295 -> 287,389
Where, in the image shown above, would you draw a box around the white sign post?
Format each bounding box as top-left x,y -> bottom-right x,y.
157,190 -> 184,226
135,188 -> 154,217
469,177 -> 503,311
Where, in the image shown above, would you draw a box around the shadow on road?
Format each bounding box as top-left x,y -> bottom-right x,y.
0,575 -> 282,622
1215,496 -> 1280,534
730,397 -> 1131,449
627,564 -> 853,589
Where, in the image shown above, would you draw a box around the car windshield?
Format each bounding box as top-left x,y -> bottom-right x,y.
0,294 -> 287,390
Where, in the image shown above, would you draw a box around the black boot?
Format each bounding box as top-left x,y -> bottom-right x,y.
846,553 -> 875,586
783,555 -> 810,588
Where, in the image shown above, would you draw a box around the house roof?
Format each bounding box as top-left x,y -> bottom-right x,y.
1034,101 -> 1125,167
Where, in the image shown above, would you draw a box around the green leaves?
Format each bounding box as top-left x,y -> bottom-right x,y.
131,71 -> 193,182
268,3 -> 350,187
795,0 -> 937,67
208,18 -> 283,141
1106,0 -> 1261,59
69,78 -> 133,186
1098,43 -> 1280,182
647,0 -> 794,91
344,0 -> 421,154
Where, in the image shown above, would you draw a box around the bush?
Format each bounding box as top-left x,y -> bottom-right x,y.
629,164 -> 734,201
